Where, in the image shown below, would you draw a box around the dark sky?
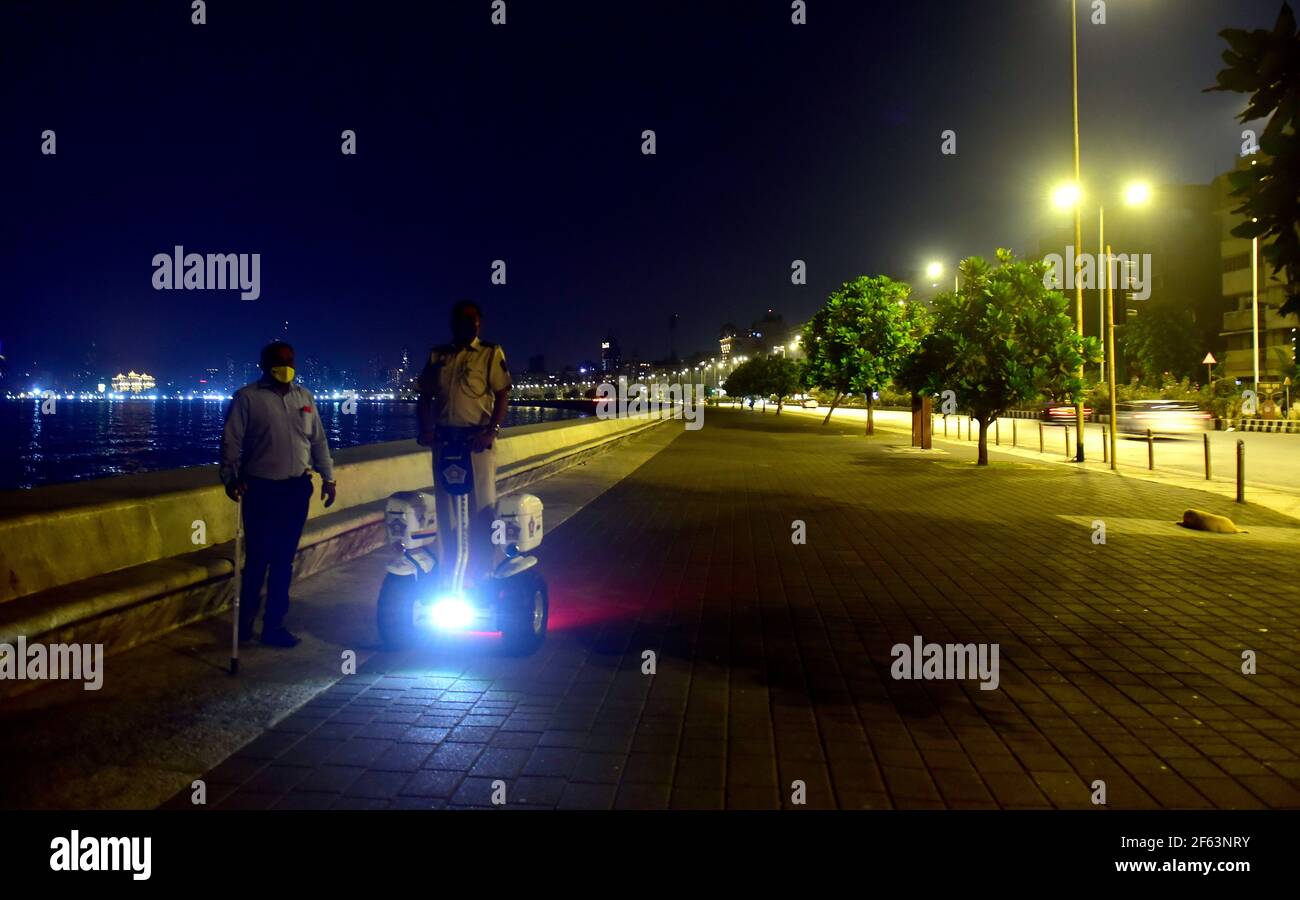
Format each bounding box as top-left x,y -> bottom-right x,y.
0,0 -> 1285,383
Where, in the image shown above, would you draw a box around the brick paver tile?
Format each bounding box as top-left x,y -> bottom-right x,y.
186,411 -> 1300,811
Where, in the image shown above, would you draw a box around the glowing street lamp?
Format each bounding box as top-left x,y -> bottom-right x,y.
1052,183 -> 1082,210
1123,181 -> 1152,207
926,260 -> 959,292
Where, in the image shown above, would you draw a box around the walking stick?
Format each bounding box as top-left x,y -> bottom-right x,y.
230,494 -> 243,676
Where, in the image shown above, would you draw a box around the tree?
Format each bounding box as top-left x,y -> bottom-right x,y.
721,355 -> 802,414
721,356 -> 762,406
899,250 -> 1101,465
801,275 -> 931,433
1120,302 -> 1201,384
764,356 -> 802,415
1207,2 -> 1300,318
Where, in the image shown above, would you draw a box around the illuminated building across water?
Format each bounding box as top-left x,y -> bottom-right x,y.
111,371 -> 156,393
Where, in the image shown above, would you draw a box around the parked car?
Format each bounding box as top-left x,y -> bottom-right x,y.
801,398 -> 819,408
1041,402 -> 1093,425
1114,400 -> 1212,436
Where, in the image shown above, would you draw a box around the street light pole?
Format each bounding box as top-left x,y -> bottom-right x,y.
1252,234 -> 1260,394
1070,0 -> 1086,461
1106,242 -> 1118,470
1099,205 -> 1106,381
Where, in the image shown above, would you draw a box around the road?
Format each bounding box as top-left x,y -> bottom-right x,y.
773,404 -> 1300,494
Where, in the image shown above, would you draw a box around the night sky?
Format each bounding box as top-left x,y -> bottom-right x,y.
0,0 -> 1284,383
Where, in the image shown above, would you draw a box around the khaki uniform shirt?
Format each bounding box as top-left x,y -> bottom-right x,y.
418,338 -> 512,428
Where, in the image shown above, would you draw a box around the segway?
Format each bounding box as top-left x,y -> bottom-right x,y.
376,428 -> 548,654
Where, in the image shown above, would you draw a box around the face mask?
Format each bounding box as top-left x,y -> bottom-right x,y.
270,366 -> 295,384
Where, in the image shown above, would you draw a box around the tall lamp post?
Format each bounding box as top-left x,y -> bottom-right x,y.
1098,207 -> 1106,380
1069,0 -> 1086,461
1252,222 -> 1260,396
1057,180 -> 1152,469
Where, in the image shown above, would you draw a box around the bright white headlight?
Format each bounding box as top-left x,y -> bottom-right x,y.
429,596 -> 475,630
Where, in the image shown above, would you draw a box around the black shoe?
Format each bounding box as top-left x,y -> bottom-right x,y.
261,626 -> 301,648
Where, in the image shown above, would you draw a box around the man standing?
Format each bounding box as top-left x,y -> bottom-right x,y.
417,300 -> 511,585
220,341 -> 337,647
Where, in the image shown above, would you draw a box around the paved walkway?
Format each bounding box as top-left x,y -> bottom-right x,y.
173,409 -> 1300,810
0,423 -> 679,809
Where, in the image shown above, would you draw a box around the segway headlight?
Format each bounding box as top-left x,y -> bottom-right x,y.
428,596 -> 475,631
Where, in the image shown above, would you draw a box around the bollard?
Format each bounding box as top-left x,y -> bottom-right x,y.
969,417 -> 974,441
995,419 -> 1000,446
1012,418 -> 1018,447
1064,426 -> 1071,459
1147,428 -> 1154,470
1102,427 -> 1108,464
944,416 -> 948,438
1039,421 -> 1044,453
1204,433 -> 1211,481
1237,440 -> 1245,503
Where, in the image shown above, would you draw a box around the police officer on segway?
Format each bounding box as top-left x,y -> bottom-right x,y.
416,300 -> 512,589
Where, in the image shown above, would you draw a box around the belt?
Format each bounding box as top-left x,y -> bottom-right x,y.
434,425 -> 485,440
246,470 -> 311,482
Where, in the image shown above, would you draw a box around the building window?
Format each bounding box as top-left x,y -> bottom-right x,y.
1222,253 -> 1249,273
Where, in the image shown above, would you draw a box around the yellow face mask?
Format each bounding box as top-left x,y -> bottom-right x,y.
270,366 -> 295,384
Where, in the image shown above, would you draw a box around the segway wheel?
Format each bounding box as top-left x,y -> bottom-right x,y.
500,574 -> 548,655
377,572 -> 421,650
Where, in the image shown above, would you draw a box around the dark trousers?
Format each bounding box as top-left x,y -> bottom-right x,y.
240,473 -> 313,633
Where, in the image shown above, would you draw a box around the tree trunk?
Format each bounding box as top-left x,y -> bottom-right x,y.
977,416 -> 989,465
822,391 -> 842,425
866,397 -> 875,435
775,397 -> 783,415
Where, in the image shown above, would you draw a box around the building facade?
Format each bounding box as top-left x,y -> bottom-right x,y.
111,371 -> 156,393
1214,158 -> 1298,388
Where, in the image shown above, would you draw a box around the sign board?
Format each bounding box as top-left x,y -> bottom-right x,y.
1202,352 -> 1217,365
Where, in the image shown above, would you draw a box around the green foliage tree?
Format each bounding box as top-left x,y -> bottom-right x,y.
801,275 -> 931,433
1120,301 -> 1201,384
721,355 -> 802,414
764,355 -> 803,415
899,250 -> 1102,465
1207,2 -> 1300,318
721,356 -> 762,406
